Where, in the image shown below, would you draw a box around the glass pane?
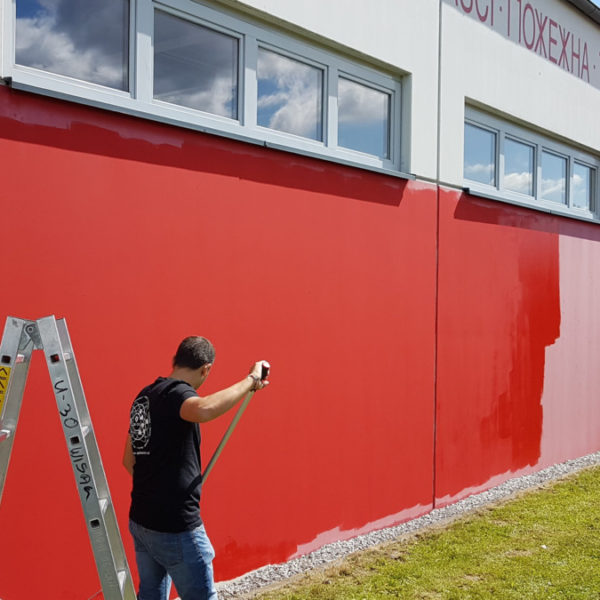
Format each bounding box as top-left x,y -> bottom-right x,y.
541,151 -> 567,204
257,48 -> 323,141
572,163 -> 594,210
338,78 -> 390,159
154,12 -> 238,119
464,123 -> 496,186
504,138 -> 534,195
15,0 -> 129,91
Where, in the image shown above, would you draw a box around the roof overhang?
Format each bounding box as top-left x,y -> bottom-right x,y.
565,0 -> 600,25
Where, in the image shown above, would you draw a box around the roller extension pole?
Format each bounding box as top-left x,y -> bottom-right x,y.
202,362 -> 269,483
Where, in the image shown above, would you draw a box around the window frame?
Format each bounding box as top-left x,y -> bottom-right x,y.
1,0 -> 407,177
150,3 -> 244,124
255,41 -> 328,147
336,70 -> 396,161
502,134 -> 535,198
464,106 -> 600,222
540,147 -> 569,206
571,159 -> 596,213
464,120 -> 498,188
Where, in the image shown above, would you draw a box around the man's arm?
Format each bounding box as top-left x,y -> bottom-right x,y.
180,361 -> 269,423
123,434 -> 135,476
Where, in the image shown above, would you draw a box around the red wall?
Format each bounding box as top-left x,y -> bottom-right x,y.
0,85 -> 599,598
435,191 -> 600,505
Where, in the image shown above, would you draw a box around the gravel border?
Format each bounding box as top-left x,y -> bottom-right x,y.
216,451 -> 600,599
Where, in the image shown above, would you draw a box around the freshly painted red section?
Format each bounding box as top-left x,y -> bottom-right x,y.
435,190 -> 560,504
0,87 -> 436,598
435,189 -> 600,505
1,85 -> 600,599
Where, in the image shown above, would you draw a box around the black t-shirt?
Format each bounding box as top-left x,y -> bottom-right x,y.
128,377 -> 202,532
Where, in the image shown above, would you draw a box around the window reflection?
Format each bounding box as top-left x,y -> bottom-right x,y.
541,151 -> 567,204
154,11 -> 238,119
572,163 -> 594,210
257,49 -> 323,141
338,78 -> 390,159
15,0 -> 129,90
464,123 -> 496,186
504,138 -> 534,196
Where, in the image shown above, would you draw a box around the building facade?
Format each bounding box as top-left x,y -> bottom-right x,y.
0,0 -> 599,597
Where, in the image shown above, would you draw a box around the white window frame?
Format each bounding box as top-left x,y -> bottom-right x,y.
464,106 -> 600,222
149,2 -> 245,128
1,0 -> 407,177
254,41 -> 329,150
335,69 -> 399,163
501,134 -> 535,198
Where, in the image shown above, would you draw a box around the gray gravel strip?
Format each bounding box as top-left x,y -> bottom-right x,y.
216,451 -> 600,599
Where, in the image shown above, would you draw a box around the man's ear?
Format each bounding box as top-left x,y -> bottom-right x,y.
202,363 -> 213,377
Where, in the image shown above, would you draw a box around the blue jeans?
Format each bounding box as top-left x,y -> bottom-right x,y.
129,520 -> 218,600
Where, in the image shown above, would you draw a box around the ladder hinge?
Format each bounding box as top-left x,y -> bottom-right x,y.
23,322 -> 43,350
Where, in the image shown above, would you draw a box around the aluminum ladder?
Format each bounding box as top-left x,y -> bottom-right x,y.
0,316 -> 136,600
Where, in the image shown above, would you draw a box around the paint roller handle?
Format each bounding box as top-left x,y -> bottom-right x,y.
202,360 -> 271,483
248,360 -> 270,391
260,360 -> 270,382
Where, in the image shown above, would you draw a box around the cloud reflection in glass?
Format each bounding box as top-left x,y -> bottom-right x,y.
15,0 -> 129,90
257,49 -> 323,141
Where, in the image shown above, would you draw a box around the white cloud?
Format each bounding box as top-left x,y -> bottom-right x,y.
338,78 -> 388,125
15,2 -> 127,89
156,75 -> 235,118
541,177 -> 566,202
504,171 -> 532,195
572,173 -> 585,188
571,173 -> 591,208
464,162 -> 494,184
257,51 -> 322,138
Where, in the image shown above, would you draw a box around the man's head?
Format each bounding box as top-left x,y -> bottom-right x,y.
173,336 -> 215,370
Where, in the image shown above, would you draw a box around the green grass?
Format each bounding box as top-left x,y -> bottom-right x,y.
255,466 -> 600,599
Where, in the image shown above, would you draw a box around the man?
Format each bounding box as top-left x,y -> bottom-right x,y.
123,335 -> 269,600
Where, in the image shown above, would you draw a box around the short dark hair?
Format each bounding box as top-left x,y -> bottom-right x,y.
173,336 -> 215,369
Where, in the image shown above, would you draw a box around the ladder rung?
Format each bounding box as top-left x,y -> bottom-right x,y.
118,570 -> 127,592
99,498 -> 109,515
0,428 -> 12,443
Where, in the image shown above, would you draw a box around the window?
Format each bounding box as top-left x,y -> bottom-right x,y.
153,10 -> 239,119
4,0 -> 404,175
15,0 -> 129,91
257,48 -> 323,141
338,77 -> 391,159
572,162 -> 594,211
464,123 -> 496,186
464,107 -> 599,221
541,151 -> 567,205
504,138 -> 534,196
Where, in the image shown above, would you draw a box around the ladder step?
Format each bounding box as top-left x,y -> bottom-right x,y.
49,352 -> 73,363
99,497 -> 109,515
118,570 -> 127,592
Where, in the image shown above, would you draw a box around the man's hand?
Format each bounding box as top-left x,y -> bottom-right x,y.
180,360 -> 271,423
248,360 -> 270,391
